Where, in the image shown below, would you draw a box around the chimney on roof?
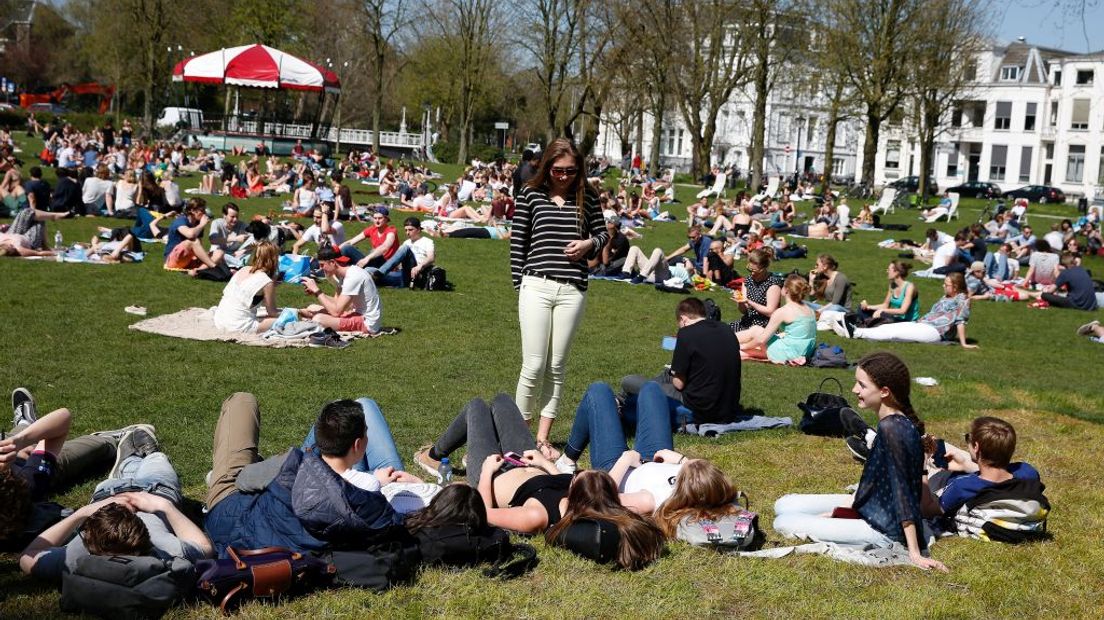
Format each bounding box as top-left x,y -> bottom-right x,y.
1018,36 -> 1026,43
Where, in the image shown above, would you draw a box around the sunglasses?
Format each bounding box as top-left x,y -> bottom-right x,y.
550,166 -> 578,177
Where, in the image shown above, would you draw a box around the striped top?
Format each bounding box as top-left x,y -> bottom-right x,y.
510,186 -> 608,291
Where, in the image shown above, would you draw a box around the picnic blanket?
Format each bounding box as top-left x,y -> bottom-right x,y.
738,541 -> 915,567
683,417 -> 793,436
23,251 -> 145,264
128,307 -> 395,348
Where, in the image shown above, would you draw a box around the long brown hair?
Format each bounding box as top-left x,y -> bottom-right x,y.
857,351 -> 923,435
251,241 -> 279,278
526,137 -> 590,235
546,470 -> 665,570
653,459 -> 742,538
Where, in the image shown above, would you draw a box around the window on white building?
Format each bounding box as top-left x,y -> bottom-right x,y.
677,129 -> 684,155
951,103 -> 963,128
1071,99 -> 1090,130
1066,145 -> 1085,183
989,145 -> 1007,181
666,129 -> 675,156
806,117 -> 817,142
1019,146 -> 1033,182
1053,69 -> 1062,85
885,141 -> 901,169
832,157 -> 844,175
1098,147 -> 1104,185
1045,142 -> 1054,160
946,151 -> 959,177
1000,66 -> 1020,81
964,61 -> 977,81
994,101 -> 1011,130
1050,101 -> 1059,127
1024,102 -> 1036,131
1076,69 -> 1094,85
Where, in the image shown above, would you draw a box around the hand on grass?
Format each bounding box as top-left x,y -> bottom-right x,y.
910,553 -> 948,572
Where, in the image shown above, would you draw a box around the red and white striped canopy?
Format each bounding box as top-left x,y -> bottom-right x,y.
172,44 -> 341,93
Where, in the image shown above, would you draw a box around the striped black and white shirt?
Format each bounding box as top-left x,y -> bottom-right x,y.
510,186 -> 608,291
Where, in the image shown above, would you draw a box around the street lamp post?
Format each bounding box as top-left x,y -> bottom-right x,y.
795,115 -> 806,177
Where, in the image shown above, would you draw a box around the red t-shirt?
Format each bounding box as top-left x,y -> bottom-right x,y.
368,225 -> 398,260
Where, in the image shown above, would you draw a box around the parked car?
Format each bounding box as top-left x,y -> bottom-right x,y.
888,176 -> 939,195
1003,185 -> 1066,203
946,181 -> 1002,199
157,107 -> 204,129
27,102 -> 69,115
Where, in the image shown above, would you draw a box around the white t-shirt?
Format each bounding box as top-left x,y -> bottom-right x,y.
1043,231 -> 1064,252
930,231 -> 954,251
931,241 -> 958,269
301,220 -> 346,246
621,461 -> 682,509
341,469 -> 442,515
339,265 -> 383,331
81,177 -> 114,207
404,236 -> 435,265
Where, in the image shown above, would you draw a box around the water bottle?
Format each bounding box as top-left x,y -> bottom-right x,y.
438,457 -> 452,483
54,230 -> 64,261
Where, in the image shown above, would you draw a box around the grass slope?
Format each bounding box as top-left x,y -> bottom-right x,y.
2,137 -> 1103,618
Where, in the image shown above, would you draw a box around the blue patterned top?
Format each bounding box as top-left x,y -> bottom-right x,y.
853,414 -> 926,549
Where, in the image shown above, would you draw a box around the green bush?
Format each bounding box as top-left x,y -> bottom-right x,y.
432,140 -> 501,166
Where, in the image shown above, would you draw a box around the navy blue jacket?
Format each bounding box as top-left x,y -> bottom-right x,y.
204,448 -> 401,557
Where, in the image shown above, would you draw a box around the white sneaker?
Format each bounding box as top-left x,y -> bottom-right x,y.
554,454 -> 577,474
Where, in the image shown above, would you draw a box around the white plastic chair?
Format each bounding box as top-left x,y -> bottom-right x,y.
751,176 -> 780,203
923,192 -> 960,223
696,173 -> 727,199
870,188 -> 898,215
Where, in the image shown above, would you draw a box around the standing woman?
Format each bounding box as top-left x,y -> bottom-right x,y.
510,138 -> 608,458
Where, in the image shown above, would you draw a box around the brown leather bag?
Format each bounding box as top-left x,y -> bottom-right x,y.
195,546 -> 336,614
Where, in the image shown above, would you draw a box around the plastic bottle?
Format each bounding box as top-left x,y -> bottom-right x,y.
54,230 -> 64,262
438,457 -> 452,483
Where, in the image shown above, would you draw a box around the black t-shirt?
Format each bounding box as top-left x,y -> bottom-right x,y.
670,319 -> 742,424
102,127 -> 115,147
1055,266 -> 1098,310
49,177 -> 82,213
512,162 -> 536,197
606,233 -> 629,264
24,178 -> 51,210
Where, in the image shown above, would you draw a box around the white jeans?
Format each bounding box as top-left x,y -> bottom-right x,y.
855,322 -> 941,343
516,275 -> 587,419
621,246 -> 668,281
772,493 -> 895,547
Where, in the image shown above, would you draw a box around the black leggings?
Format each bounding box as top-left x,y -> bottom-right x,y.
448,227 -> 491,239
432,395 -> 536,486
1041,292 -> 1075,309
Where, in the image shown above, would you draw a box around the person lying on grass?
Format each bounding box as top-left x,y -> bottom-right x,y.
827,273 -> 977,348
413,394 -> 666,569
737,274 -> 817,365
773,351 -> 948,572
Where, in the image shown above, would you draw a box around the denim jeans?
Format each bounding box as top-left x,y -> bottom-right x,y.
301,398 -> 404,473
620,373 -> 695,427
433,394 -> 536,487
92,452 -> 182,505
772,493 -> 895,547
366,244 -> 416,286
564,382 -> 674,470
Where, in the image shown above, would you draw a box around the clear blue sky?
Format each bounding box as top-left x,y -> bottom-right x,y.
997,0 -> 1104,52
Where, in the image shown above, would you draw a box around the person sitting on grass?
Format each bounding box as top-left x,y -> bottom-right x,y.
413,394 -> 666,570
773,351 -> 947,571
212,242 -> 283,333
5,196 -> 72,251
829,273 -> 976,348
339,207 -> 396,269
300,244 -> 383,334
366,217 -> 436,287
1019,239 -> 1059,288
737,274 -> 817,365
805,253 -> 852,315
19,426 -> 214,579
923,416 -> 1048,541
203,393 -> 404,556
208,203 -> 251,269
1024,252 -> 1098,311
163,198 -> 224,277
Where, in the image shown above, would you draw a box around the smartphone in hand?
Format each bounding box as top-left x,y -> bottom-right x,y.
502,452 -> 527,468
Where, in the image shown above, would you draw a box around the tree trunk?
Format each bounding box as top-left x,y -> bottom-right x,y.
143,39 -> 155,135
749,37 -> 769,193
372,55 -> 384,154
861,110 -> 881,186
648,91 -> 664,178
633,107 -> 644,164
692,132 -> 707,181
822,117 -> 838,196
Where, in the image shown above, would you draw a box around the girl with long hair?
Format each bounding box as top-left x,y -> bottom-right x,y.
773,351 -> 947,571
212,241 -> 282,333
737,274 -> 817,364
509,138 -> 609,458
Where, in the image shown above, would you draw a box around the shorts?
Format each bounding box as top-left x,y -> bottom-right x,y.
336,312 -> 368,332
165,241 -> 201,269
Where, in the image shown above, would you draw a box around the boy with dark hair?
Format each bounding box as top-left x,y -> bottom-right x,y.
20,427 -> 213,580
620,297 -> 742,427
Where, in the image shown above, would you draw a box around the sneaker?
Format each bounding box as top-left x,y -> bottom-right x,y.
630,275 -> 647,285
554,454 -> 577,474
309,330 -> 350,349
111,427 -> 160,478
845,435 -> 870,463
829,315 -> 851,339
838,407 -> 870,439
413,446 -> 443,482
10,387 -> 37,429
92,423 -> 157,442
1077,320 -> 1100,336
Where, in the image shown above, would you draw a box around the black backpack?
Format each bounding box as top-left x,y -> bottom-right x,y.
60,555 -> 196,620
414,524 -> 538,579
414,266 -> 452,291
324,527 -> 423,592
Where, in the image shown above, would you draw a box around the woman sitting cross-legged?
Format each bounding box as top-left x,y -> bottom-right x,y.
412,394 -> 665,569
556,382 -> 751,541
773,351 -> 948,571
737,274 -> 817,365
212,241 -> 282,333
827,273 -> 976,348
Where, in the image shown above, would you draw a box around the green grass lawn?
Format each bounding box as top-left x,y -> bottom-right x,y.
2,136 -> 1104,618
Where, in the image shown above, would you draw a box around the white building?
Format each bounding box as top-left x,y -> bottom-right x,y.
868,39 -> 1104,200
593,80 -> 864,182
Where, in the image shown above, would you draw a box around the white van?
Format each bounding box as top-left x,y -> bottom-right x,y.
157,107 -> 203,129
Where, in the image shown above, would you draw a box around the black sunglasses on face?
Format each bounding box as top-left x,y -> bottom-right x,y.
550,167 -> 577,177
